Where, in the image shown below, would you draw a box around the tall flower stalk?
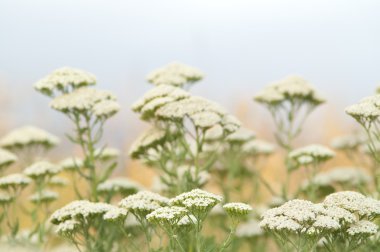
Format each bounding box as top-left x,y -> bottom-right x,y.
34,67 -> 120,201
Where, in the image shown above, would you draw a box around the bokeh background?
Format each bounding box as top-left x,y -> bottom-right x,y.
1,0 -> 379,178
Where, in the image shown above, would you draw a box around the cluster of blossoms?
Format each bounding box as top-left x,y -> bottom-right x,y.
35,67 -> 121,201
50,87 -> 120,119
24,161 -> 61,180
146,61 -> 204,88
254,75 -> 324,106
303,167 -> 371,190
119,191 -> 169,217
130,66 -> 241,195
97,177 -> 143,198
34,67 -> 97,97
0,148 -> 17,171
260,191 -> 380,250
254,76 -> 325,150
0,125 -> 60,151
346,95 -> 380,128
59,157 -> 83,172
132,84 -> 240,133
50,200 -> 120,234
331,134 -> 366,151
289,144 -> 335,167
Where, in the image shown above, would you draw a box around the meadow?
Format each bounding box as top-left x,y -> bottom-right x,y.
0,62 -> 379,252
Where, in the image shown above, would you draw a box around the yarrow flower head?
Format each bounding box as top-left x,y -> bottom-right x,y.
345,95 -> 380,125
289,144 -> 335,166
346,220 -> 378,236
236,219 -> 263,238
97,177 -> 143,196
0,125 -> 60,150
146,206 -> 188,227
241,139 -> 275,156
223,202 -> 252,218
132,85 -> 240,133
59,157 -> 83,171
34,67 -> 97,97
94,147 -> 120,161
50,87 -> 118,117
170,189 -> 223,215
128,127 -> 168,159
119,191 -> 169,217
146,62 -> 204,88
0,173 -> 31,190
254,75 -> 325,106
50,200 -> 115,225
29,190 -> 58,204
103,207 -> 128,222
323,191 -> 380,218
330,134 -> 366,151
24,161 -> 61,179
305,167 -> 371,190
225,128 -> 256,145
48,176 -> 69,187
0,148 -> 17,170
55,219 -> 80,237
0,192 -> 15,205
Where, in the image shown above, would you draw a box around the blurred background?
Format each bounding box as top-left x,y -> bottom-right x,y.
0,0 -> 379,173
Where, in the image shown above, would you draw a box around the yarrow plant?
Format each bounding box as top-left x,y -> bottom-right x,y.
130,63 -> 241,196
254,76 -> 326,200
35,67 -> 121,201
2,63 -> 380,252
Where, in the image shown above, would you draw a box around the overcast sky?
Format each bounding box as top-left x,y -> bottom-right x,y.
0,0 -> 379,146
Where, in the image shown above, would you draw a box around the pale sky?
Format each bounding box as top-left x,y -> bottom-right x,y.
0,0 -> 379,147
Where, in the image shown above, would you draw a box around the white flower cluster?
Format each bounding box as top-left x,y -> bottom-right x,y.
103,207 -> 128,221
261,192 -> 380,237
0,173 -> 31,189
346,95 -> 380,124
0,148 -> 17,170
50,200 -> 115,225
29,190 -> 58,203
59,157 -> 83,171
260,199 -> 355,235
170,189 -> 222,214
34,67 -> 97,97
0,192 -> 14,205
289,144 -> 335,166
330,134 -> 366,151
129,127 -> 167,159
0,125 -> 60,150
241,139 -> 275,156
223,202 -> 252,217
236,219 -> 263,238
346,220 -> 378,236
225,128 -> 256,144
48,176 -> 69,187
50,87 -> 119,118
146,62 -> 204,87
304,167 -> 371,189
119,191 -> 169,216
132,85 -> 240,133
94,147 -> 120,161
254,75 -> 325,106
24,161 -> 61,179
323,191 -> 380,218
132,84 -> 190,118
55,219 -> 80,236
97,177 -> 143,196
146,206 -> 188,226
